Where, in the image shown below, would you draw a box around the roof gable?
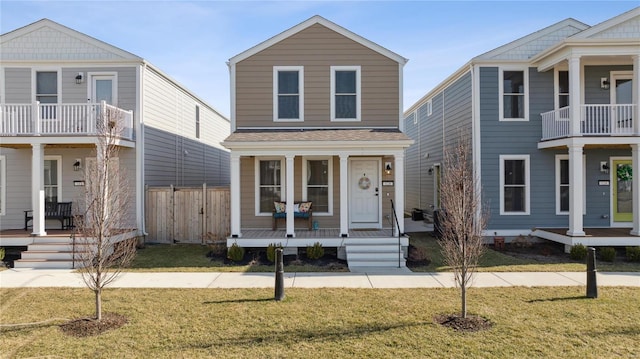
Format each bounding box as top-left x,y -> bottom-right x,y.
228,15 -> 407,65
0,18 -> 141,62
474,19 -> 589,61
570,7 -> 640,40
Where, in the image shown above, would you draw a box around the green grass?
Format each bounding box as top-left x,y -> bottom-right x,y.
1,287 -> 639,358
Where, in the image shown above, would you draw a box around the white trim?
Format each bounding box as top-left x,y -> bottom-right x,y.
254,157 -> 285,216
348,157 -> 382,229
610,156 -> 633,228
498,66 -> 529,122
426,99 -> 433,116
499,154 -> 530,215
32,67 -> 61,104
555,154 -> 586,215
87,71 -> 118,106
554,68 -> 569,110
0,155 -> 5,216
398,62 -> 404,132
610,71 -> 633,105
229,62 -> 237,132
301,156 -> 333,216
330,66 -> 361,122
273,66 -> 304,122
44,155 -> 62,202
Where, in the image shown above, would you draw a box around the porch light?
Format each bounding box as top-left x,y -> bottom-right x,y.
385,162 -> 393,175
75,72 -> 83,84
73,159 -> 82,171
600,77 -> 609,90
600,161 -> 609,174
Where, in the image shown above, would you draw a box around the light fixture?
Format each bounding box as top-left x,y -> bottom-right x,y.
428,167 -> 434,175
73,159 -> 82,171
75,72 -> 83,84
384,162 -> 392,175
600,77 -> 609,90
600,161 -> 609,174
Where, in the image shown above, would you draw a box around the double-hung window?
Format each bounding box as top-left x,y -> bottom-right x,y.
36,71 -> 58,120
0,155 -> 5,215
555,155 -> 586,215
256,159 -> 284,215
44,155 -> 62,203
273,66 -> 303,121
557,70 -> 569,109
500,69 -> 527,121
303,158 -> 332,215
195,105 -> 200,139
331,66 -> 361,121
500,155 -> 530,215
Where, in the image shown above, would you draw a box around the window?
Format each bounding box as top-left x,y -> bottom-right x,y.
273,66 -> 303,121
331,66 -> 361,121
256,159 -> 284,215
557,71 -> 569,109
500,69 -> 527,121
426,99 -> 433,116
195,105 -> 200,139
36,71 -> 58,119
500,155 -> 529,215
44,156 -> 61,203
303,158 -> 332,215
0,155 -> 5,215
555,155 -> 586,215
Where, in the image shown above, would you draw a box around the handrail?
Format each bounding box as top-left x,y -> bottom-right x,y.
389,199 -> 402,268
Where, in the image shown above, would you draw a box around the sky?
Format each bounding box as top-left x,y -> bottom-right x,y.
1,1 -> 638,117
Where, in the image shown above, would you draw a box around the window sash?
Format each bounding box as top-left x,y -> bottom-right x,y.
500,156 -> 529,214
331,66 -> 360,121
258,160 -> 282,214
500,69 -> 527,121
274,67 -> 303,121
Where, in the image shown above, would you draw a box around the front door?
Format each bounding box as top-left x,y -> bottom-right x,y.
349,159 -> 380,228
612,159 -> 632,224
610,72 -> 632,132
91,75 -> 116,105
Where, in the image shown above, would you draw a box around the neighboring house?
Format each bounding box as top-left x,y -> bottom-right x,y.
404,7 -> 640,249
0,19 -> 230,265
222,16 -> 413,269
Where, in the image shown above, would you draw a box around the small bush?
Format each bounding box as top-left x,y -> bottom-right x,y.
599,247 -> 616,262
306,242 -> 324,260
227,243 -> 245,262
0,247 -> 4,261
266,243 -> 283,263
570,243 -> 587,261
626,246 -> 640,262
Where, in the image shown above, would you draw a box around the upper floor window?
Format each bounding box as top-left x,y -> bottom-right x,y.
557,71 -> 569,109
331,66 -> 361,121
273,66 -> 304,121
36,71 -> 58,104
195,105 -> 200,139
500,155 -> 530,215
500,69 -> 528,121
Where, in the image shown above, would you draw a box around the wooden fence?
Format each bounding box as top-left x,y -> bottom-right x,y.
145,185 -> 230,244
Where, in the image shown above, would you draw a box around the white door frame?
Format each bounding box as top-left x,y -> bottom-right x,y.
348,157 -> 382,229
87,72 -> 118,105
610,156 -> 633,228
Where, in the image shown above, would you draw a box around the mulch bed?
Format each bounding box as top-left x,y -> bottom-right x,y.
60,312 -> 128,337
434,313 -> 493,332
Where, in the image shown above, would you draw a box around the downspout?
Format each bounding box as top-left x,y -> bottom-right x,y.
138,62 -> 148,236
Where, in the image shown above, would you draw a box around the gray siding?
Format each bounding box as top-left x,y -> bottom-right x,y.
3,68 -> 31,103
61,67 -> 137,110
584,65 -> 633,105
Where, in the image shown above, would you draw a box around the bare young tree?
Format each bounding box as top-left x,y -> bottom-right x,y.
74,105 -> 136,321
437,136 -> 488,319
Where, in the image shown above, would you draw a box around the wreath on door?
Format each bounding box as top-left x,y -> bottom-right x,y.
617,164 -> 633,182
358,176 -> 371,190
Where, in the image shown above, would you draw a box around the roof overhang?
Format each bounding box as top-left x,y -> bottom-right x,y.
532,39 -> 640,72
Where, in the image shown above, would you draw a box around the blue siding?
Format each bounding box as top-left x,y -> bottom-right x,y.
584,65 -> 633,104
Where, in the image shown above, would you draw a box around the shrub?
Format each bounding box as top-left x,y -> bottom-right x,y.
599,247 -> 616,262
266,243 -> 283,263
0,247 -> 4,261
569,243 -> 587,261
227,243 -> 245,262
626,246 -> 640,262
306,242 -> 324,260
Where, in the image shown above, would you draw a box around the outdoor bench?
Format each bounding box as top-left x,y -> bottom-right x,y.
24,201 -> 73,230
273,202 -> 313,230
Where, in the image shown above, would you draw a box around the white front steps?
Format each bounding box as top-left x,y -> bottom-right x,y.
13,237 -> 87,269
345,237 -> 407,271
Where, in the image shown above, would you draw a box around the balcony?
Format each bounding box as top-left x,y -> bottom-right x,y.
541,104 -> 636,141
0,101 -> 134,140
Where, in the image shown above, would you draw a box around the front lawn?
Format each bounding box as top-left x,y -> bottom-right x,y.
1,287 -> 638,358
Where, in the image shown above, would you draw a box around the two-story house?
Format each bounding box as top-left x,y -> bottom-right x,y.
0,19 -> 230,267
404,7 -> 640,250
222,16 -> 414,270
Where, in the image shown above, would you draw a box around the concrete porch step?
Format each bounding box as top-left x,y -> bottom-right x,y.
13,258 -> 76,269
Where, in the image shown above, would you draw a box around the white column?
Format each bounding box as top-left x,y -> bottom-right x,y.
230,154 -> 241,237
285,154 -> 295,237
566,144 -> 585,236
568,55 -> 582,137
633,55 -> 640,135
339,154 -> 349,237
631,144 -> 640,236
31,143 -> 46,236
394,153 -> 405,235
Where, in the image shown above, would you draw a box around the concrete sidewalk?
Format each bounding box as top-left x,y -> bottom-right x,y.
1,269 -> 638,289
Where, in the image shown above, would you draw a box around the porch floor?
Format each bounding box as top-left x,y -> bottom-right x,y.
0,229 -> 74,246
533,227 -> 640,247
241,228 -> 396,239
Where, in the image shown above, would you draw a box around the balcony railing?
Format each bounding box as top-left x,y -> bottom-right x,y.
541,104 -> 636,141
0,101 -> 134,140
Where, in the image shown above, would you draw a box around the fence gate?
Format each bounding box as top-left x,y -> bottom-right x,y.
145,185 -> 230,244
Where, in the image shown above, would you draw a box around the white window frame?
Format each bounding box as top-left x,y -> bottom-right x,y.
499,67 -> 528,122
44,155 -> 62,202
32,68 -> 61,104
330,65 -> 361,122
195,105 -> 200,139
499,154 -> 530,215
0,155 -> 5,215
255,157 -> 285,216
301,156 -> 333,216
273,66 -> 304,122
555,154 -> 586,215
426,99 -> 433,116
87,72 -> 118,106
554,68 -> 569,110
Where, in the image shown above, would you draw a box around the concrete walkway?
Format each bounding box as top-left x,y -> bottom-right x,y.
1,269 -> 638,289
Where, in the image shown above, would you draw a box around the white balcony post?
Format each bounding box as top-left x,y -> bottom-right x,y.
566,144 -> 585,236
394,153 -> 405,235
633,55 -> 640,135
33,101 -> 41,135
230,154 -> 241,238
31,143 -> 46,236
285,154 -> 295,237
568,55 -> 581,137
339,154 -> 349,237
631,144 -> 640,236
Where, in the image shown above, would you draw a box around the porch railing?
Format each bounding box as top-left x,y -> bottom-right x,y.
541,104 -> 636,140
389,199 -> 403,269
0,101 -> 134,140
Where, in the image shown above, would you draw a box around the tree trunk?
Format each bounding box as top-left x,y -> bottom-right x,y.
95,288 -> 102,321
461,284 -> 467,318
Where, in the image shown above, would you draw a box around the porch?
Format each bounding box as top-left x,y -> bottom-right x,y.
533,227 -> 640,248
541,104 -> 637,141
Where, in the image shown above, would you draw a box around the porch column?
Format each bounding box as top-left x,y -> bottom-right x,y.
631,144 -> 640,236
394,153 -> 405,235
230,154 -> 241,237
633,55 -> 640,135
339,154 -> 349,237
31,143 -> 46,236
567,144 -> 585,236
285,154 -> 295,237
568,55 -> 582,137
